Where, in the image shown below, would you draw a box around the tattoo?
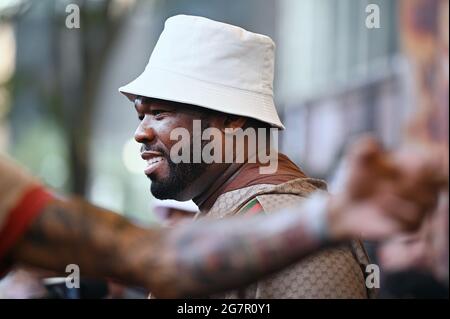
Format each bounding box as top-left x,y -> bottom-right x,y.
11,197 -> 325,298
153,209 -> 324,298
12,198 -> 162,285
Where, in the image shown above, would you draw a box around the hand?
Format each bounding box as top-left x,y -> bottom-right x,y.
326,136 -> 447,241
378,192 -> 449,282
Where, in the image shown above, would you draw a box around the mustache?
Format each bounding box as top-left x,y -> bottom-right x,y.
140,144 -> 168,157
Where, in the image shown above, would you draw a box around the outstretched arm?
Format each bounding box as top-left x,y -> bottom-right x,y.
2,139 -> 445,298
10,195 -> 325,298
0,153 -> 327,298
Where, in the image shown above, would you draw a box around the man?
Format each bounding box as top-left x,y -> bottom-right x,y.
118,15 -> 401,298
0,137 -> 445,298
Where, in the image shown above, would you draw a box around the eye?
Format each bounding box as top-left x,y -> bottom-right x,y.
151,109 -> 168,118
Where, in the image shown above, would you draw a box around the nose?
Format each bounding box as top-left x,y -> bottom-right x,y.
134,116 -> 156,144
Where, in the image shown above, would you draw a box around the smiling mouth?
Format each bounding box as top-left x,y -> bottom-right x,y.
144,156 -> 165,175
141,151 -> 166,176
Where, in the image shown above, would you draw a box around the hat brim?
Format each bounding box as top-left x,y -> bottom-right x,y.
118,67 -> 285,130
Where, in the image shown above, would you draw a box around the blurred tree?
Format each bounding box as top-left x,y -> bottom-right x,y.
2,0 -> 132,195
54,0 -> 130,195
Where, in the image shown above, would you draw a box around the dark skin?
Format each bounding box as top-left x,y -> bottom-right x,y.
11,195 -> 323,298
133,96 -> 247,201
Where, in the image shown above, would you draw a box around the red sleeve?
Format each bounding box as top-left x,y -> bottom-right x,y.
0,186 -> 54,276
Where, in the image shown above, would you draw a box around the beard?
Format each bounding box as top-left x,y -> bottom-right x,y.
150,158 -> 208,200
148,121 -> 211,200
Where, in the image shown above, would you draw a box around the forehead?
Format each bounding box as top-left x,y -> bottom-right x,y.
135,96 -> 174,108
134,96 -> 212,116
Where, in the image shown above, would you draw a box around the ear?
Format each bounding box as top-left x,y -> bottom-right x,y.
204,114 -> 247,133
223,116 -> 247,131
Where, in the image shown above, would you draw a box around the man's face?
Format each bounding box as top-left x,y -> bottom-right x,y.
133,97 -> 217,200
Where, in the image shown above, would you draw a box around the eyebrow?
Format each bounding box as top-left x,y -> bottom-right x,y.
134,97 -> 178,113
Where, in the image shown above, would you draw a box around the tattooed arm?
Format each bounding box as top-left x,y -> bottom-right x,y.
2,155 -> 328,298
9,185 -> 435,298
9,195 -> 325,298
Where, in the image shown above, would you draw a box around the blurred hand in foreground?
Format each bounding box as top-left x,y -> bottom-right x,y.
327,136 -> 448,241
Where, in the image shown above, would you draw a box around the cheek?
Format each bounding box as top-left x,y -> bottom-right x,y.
154,120 -> 183,151
160,116 -> 196,147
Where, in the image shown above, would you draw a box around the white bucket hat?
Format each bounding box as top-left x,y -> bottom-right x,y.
119,15 -> 284,129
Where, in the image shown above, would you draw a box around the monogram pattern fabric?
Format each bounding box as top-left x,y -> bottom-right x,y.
197,178 -> 375,299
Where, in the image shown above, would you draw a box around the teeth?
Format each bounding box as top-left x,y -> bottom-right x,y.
147,157 -> 163,165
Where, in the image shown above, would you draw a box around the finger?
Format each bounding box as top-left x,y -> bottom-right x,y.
378,236 -> 430,271
375,193 -> 426,233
